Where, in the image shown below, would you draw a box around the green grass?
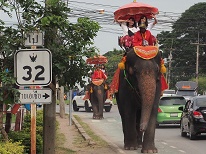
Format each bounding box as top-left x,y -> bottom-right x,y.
55,120 -> 76,154
73,115 -> 108,147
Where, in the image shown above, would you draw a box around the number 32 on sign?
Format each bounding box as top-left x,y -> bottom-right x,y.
14,49 -> 52,86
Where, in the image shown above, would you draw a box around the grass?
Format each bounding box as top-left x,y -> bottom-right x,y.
73,115 -> 108,147
55,120 -> 76,154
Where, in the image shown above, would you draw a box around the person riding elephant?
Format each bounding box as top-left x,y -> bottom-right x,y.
83,65 -> 109,119
109,21 -> 167,153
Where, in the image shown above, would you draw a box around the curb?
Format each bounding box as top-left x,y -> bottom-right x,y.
72,116 -> 95,145
71,115 -> 126,154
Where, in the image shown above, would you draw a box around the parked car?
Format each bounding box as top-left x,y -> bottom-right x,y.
156,95 -> 186,127
163,89 -> 176,95
179,95 -> 206,140
72,90 -> 113,112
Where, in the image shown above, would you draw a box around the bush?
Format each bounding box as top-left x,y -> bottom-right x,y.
0,141 -> 24,154
8,131 -> 43,154
8,110 -> 43,154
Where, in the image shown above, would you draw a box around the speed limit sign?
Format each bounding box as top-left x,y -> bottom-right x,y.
14,49 -> 52,86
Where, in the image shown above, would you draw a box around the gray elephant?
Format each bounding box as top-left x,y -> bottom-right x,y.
89,80 -> 108,119
115,46 -> 162,153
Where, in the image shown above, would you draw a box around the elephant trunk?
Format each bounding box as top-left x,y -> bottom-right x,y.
138,72 -> 156,132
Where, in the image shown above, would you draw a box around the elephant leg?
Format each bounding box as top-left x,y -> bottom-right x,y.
98,97 -> 104,119
141,106 -> 158,153
121,103 -> 138,150
136,109 -> 143,148
92,102 -> 99,119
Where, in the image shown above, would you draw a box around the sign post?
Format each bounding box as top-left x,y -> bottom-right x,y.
14,44 -> 52,154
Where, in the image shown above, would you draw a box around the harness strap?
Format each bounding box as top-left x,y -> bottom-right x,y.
123,70 -> 141,99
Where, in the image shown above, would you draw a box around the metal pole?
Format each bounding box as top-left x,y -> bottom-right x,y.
69,89 -> 72,126
196,32 -> 199,84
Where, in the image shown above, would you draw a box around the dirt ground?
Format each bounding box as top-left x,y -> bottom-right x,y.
56,114 -> 117,154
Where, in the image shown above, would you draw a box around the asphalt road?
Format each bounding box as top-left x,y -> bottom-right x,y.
56,104 -> 206,154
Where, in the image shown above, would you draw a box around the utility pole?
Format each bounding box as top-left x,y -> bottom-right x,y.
191,32 -> 206,86
167,39 -> 174,89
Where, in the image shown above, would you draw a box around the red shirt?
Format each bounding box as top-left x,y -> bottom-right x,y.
92,70 -> 107,80
133,30 -> 153,46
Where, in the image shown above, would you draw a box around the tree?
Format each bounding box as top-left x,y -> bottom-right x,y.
0,0 -> 100,145
104,49 -> 123,83
158,2 -> 206,89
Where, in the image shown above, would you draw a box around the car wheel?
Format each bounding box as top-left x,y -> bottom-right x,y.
156,123 -> 159,128
180,123 -> 187,137
189,125 -> 196,140
73,101 -> 79,111
85,101 -> 91,112
104,106 -> 111,112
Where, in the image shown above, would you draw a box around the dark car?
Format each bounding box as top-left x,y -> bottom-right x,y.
179,95 -> 206,140
156,95 -> 186,127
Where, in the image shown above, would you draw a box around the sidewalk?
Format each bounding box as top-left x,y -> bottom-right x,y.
56,113 -> 119,154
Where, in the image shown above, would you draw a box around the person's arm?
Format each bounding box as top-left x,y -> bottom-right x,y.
147,14 -> 157,31
151,14 -> 157,25
116,19 -> 128,23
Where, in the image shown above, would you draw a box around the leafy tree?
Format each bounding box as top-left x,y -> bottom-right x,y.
0,0 -> 100,140
158,2 -> 206,89
104,49 -> 123,83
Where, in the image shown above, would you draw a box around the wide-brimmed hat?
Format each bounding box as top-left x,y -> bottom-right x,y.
138,23 -> 147,28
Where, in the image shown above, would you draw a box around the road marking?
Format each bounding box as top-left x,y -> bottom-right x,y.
178,150 -> 186,153
107,118 -> 116,122
91,120 -> 100,122
170,146 -> 176,149
161,142 -> 168,145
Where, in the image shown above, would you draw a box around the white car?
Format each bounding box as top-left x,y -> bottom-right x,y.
72,90 -> 113,112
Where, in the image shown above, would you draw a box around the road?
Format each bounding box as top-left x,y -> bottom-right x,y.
57,104 -> 206,154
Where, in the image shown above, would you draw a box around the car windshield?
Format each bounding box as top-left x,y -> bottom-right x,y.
176,91 -> 196,96
163,90 -> 175,94
196,98 -> 206,107
160,97 -> 186,106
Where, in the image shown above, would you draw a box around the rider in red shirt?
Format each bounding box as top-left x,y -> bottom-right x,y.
92,65 -> 107,80
133,23 -> 153,46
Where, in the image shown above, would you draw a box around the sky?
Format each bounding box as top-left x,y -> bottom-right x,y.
1,0 -> 205,55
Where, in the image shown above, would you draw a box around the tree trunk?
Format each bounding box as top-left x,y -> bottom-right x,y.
15,109 -> 24,131
0,102 -> 8,141
5,112 -> 12,133
59,86 -> 65,118
43,79 -> 56,154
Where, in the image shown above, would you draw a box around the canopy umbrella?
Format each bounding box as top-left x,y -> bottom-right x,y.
114,1 -> 159,22
86,55 -> 108,65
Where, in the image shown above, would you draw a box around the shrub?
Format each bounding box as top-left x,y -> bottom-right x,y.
0,141 -> 24,154
8,110 -> 43,154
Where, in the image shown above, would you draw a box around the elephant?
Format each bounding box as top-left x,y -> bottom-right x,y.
115,46 -> 162,153
89,79 -> 108,119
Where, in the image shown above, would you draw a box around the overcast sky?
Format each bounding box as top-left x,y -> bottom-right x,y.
1,0 -> 205,54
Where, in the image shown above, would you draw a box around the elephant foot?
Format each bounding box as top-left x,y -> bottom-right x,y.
93,116 -> 98,119
124,146 -> 137,150
93,116 -> 104,120
138,144 -> 142,148
141,148 -> 158,153
99,117 -> 104,120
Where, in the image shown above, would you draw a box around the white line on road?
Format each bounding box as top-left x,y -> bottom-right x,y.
107,118 -> 116,122
170,146 -> 177,149
161,142 -> 168,145
178,150 -> 186,153
91,120 -> 100,122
